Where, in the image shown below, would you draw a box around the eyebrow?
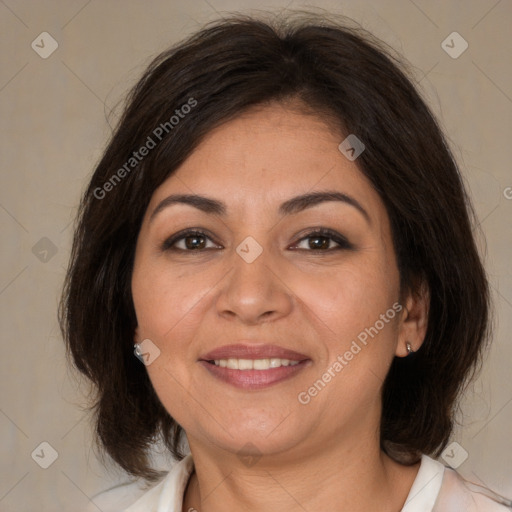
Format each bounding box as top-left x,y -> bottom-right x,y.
149,190 -> 371,225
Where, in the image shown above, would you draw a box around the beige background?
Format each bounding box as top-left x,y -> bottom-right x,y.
1,1 -> 511,510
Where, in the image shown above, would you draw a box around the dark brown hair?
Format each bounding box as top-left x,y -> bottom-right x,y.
59,11 -> 491,481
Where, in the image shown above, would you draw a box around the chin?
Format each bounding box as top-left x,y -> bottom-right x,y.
192,412 -> 309,458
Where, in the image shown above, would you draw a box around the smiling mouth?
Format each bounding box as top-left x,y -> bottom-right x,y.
206,358 -> 302,370
198,343 -> 311,389
199,356 -> 310,389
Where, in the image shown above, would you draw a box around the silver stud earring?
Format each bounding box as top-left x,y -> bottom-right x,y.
406,341 -> 414,355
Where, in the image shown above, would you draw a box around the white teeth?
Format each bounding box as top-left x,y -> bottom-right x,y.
253,358 -> 269,370
227,358 -> 239,369
238,359 -> 254,370
212,358 -> 301,369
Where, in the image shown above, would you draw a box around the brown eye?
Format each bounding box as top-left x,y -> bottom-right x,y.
183,233 -> 206,250
306,235 -> 332,250
291,228 -> 353,251
162,230 -> 220,252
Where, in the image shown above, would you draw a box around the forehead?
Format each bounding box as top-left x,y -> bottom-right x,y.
148,102 -> 384,219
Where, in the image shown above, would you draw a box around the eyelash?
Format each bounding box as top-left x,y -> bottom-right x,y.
161,227 -> 353,253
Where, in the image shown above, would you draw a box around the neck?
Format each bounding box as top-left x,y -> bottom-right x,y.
182,427 -> 420,512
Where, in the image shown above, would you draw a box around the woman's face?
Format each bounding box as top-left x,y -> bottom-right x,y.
131,101 -> 409,459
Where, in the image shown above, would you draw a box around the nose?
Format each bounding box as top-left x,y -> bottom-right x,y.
215,242 -> 294,325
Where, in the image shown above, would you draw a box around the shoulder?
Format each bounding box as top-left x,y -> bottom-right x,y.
83,478 -> 160,512
82,454 -> 195,512
434,466 -> 512,512
402,455 -> 511,512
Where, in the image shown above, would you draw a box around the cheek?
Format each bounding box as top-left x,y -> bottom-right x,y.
290,255 -> 399,338
131,261 -> 212,415
297,269 -> 400,420
131,257 -> 215,341
290,254 -> 400,402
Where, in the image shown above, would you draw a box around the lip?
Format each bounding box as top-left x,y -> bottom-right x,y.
199,360 -> 310,389
200,343 -> 310,362
198,343 -> 311,390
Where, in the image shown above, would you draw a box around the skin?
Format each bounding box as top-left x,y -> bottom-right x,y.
131,100 -> 429,512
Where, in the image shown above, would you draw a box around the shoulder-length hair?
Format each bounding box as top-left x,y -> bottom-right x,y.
59,11 -> 491,482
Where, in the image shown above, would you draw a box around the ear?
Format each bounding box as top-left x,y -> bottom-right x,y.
395,279 -> 430,357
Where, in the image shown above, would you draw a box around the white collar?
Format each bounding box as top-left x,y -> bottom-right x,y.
123,454 -> 194,512
400,454 -> 445,512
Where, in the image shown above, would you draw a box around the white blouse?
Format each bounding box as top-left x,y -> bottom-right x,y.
85,453 -> 511,511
